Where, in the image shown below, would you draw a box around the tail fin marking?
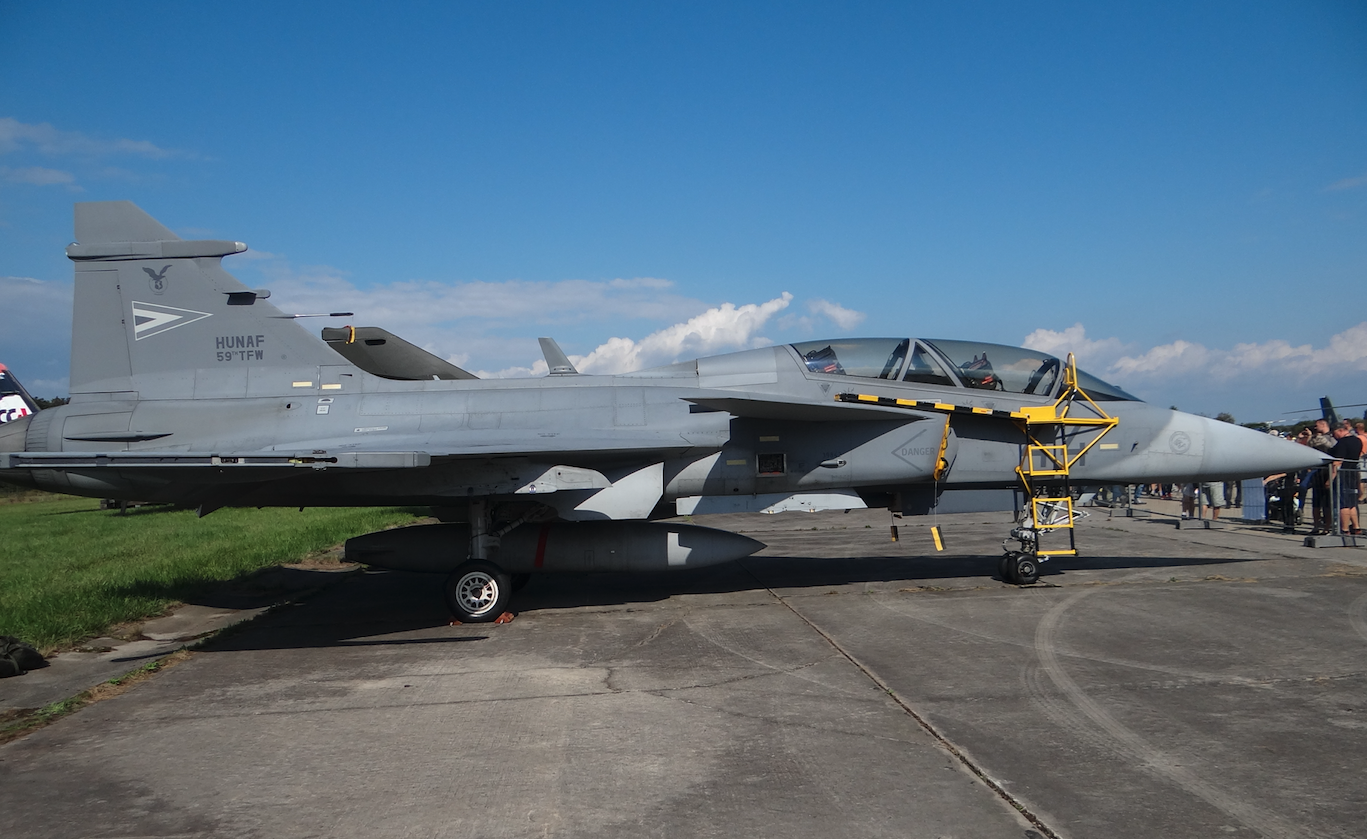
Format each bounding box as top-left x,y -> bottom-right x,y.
66,202 -> 353,398
0,363 -> 40,424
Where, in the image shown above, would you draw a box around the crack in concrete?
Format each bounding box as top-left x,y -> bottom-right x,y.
740,570 -> 1064,838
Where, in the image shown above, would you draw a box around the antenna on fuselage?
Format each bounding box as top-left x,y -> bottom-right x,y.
539,338 -> 578,375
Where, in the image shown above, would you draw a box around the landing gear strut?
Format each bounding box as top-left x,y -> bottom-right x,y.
445,498 -> 547,622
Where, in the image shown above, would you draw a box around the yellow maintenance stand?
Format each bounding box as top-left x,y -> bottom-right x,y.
1000,353 -> 1119,584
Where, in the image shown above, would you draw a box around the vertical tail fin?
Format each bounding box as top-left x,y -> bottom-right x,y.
66,201 -> 353,398
1320,397 -> 1340,428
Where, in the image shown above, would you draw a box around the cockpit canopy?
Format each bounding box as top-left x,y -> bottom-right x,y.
789,338 -> 1140,401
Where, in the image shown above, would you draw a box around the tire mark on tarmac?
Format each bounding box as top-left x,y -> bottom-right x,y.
1031,587 -> 1336,839
866,591 -> 1277,687
1349,592 -> 1367,643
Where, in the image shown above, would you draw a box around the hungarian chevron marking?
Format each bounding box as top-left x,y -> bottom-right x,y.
132,301 -> 212,340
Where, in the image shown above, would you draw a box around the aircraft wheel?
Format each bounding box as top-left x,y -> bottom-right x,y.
1012,554 -> 1040,586
445,561 -> 511,623
511,573 -> 532,592
998,553 -> 1018,583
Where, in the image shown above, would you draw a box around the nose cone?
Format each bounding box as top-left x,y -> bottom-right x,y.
1200,417 -> 1329,480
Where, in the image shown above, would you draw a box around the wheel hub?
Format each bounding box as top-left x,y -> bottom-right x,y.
456,572 -> 498,615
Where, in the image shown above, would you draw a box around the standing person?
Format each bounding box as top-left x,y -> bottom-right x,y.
1310,419 -> 1335,452
1330,425 -> 1363,535
1263,473 -> 1297,532
1286,472 -> 1303,532
1355,422 -> 1367,496
1283,429 -> 1318,534
1309,419 -> 1336,534
1223,479 -> 1242,510
1201,482 -> 1223,520
1181,483 -> 1197,519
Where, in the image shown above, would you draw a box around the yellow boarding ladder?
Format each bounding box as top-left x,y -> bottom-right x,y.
1011,353 -> 1120,558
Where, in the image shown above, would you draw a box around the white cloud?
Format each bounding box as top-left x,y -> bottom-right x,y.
1022,323 -> 1130,369
1110,339 -> 1210,377
0,117 -> 181,159
28,376 -> 69,396
250,258 -> 702,329
806,299 -> 866,331
1107,324 -> 1367,380
1017,321 -> 1367,417
568,293 -> 793,374
1326,172 -> 1367,192
476,360 -> 550,378
0,165 -> 79,188
0,276 -> 74,395
0,275 -> 73,329
236,255 -> 798,376
467,294 -> 794,377
1320,323 -> 1367,367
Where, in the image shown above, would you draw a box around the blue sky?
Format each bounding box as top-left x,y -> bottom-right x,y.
1,1 -> 1364,423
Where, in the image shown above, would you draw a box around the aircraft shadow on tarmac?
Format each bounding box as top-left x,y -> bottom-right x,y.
107,566 -> 373,612
184,550 -> 1254,653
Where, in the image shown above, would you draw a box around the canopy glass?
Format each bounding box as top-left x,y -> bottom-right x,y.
790,338 -> 1140,401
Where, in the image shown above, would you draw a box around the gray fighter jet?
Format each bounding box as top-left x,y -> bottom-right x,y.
0,202 -> 1328,620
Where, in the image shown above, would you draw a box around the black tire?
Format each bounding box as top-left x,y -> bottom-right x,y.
510,573 -> 532,592
998,553 -> 1017,583
1013,555 -> 1040,585
444,561 -> 511,622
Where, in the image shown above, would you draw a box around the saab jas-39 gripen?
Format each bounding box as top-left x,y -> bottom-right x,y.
0,202 -> 1328,621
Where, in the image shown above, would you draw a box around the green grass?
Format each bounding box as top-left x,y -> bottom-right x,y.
0,496 -> 423,650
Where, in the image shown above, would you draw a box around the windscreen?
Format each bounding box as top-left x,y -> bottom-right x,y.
1074,368 -> 1142,401
923,340 -> 1061,395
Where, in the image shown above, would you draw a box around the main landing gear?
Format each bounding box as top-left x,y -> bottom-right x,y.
444,497 -> 543,623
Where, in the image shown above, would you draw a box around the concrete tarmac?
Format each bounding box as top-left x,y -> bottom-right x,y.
2,507 -> 1365,838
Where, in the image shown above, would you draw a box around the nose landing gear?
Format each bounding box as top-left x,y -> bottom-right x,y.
998,548 -> 1040,585
1001,519 -> 1047,585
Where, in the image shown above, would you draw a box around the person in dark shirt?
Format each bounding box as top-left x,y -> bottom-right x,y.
1330,426 -> 1363,534
1308,419 -> 1336,533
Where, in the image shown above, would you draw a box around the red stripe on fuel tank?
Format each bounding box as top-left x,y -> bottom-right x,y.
534,523 -> 552,568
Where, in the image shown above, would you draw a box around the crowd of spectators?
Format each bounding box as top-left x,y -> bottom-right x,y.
1263,417 -> 1365,535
